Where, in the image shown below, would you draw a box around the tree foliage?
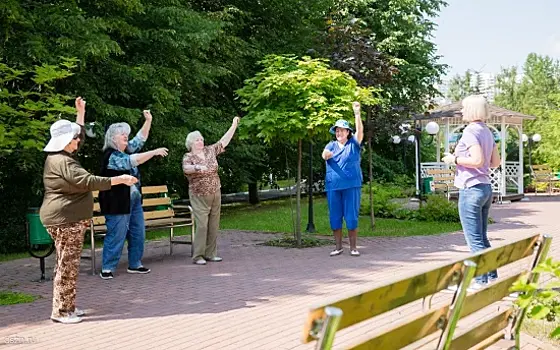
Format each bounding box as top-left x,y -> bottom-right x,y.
495,53 -> 560,170
237,55 -> 378,244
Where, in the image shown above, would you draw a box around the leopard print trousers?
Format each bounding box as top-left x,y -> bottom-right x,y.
46,220 -> 88,318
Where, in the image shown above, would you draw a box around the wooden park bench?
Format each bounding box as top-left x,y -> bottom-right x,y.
531,164 -> 559,196
84,185 -> 195,274
426,169 -> 457,201
302,233 -> 552,350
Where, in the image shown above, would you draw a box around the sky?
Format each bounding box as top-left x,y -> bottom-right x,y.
433,0 -> 560,78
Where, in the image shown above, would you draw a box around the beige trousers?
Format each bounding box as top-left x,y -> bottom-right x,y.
190,191 -> 221,261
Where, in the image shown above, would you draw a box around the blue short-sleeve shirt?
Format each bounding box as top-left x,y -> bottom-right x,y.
324,137 -> 363,191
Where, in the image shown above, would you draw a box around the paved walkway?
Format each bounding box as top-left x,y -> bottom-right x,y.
0,196 -> 558,349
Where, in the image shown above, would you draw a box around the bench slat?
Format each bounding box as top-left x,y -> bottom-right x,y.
302,261 -> 464,343
346,273 -> 523,350
449,308 -> 513,350
91,208 -> 176,226
302,234 -> 538,344
426,169 -> 454,175
469,234 -> 538,276
91,217 -> 193,234
93,197 -> 172,212
93,185 -> 168,199
142,185 -> 168,194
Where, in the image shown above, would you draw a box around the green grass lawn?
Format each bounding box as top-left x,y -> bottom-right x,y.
219,197 -> 461,237
0,291 -> 38,306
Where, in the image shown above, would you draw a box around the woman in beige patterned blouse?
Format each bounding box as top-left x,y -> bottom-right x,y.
182,117 -> 240,265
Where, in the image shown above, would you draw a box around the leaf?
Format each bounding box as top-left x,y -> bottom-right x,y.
551,327 -> 560,339
529,305 -> 551,320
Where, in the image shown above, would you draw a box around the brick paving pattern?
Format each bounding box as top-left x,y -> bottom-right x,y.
0,195 -> 558,349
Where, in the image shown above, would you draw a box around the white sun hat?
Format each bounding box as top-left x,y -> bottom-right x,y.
43,119 -> 81,152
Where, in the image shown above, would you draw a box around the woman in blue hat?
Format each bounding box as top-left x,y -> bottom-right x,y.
322,102 -> 364,257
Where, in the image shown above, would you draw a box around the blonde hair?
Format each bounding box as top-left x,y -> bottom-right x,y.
185,131 -> 203,151
461,95 -> 489,122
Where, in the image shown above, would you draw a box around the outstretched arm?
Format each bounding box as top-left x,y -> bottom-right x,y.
220,117 -> 240,149
352,102 -> 364,144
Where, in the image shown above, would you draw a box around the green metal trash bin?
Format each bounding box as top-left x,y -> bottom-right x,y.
422,177 -> 433,195
26,208 -> 53,245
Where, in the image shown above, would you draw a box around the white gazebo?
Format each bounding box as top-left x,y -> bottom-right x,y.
411,102 -> 536,200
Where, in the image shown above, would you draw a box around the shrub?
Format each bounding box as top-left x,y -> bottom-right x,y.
416,195 -> 461,223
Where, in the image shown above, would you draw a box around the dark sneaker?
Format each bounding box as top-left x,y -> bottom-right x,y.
127,266 -> 151,274
100,271 -> 114,280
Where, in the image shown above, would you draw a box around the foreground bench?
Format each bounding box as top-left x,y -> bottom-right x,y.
84,185 -> 194,274
302,233 -> 552,349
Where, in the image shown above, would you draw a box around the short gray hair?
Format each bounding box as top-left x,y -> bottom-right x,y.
103,122 -> 131,151
461,95 -> 489,122
185,131 -> 203,151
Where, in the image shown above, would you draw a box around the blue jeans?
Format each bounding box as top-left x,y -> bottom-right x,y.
458,183 -> 497,284
102,195 -> 145,272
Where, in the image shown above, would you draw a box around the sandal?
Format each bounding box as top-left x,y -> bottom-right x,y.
329,248 -> 344,257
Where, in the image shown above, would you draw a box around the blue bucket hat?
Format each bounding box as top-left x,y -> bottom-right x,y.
329,119 -> 354,134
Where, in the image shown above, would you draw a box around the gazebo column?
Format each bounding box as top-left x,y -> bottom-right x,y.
500,116 -> 507,196
518,124 -> 524,194
444,118 -> 450,154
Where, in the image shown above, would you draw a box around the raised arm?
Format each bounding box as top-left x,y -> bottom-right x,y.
352,102 -> 364,144
139,110 -> 153,140
219,117 -> 240,149
126,110 -> 153,153
75,97 -> 85,126
75,97 -> 87,151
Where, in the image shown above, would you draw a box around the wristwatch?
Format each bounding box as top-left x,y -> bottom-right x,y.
194,165 -> 200,172
454,156 -> 458,165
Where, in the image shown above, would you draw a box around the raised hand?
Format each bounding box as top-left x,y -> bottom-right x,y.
352,101 -> 361,115
76,97 -> 86,115
233,116 -> 240,127
143,110 -> 153,122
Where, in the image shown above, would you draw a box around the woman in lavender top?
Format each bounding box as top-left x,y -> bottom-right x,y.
442,95 -> 501,289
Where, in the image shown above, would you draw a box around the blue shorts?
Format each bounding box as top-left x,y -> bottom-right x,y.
327,187 -> 361,230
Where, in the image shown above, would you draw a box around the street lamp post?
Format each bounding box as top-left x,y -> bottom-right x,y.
392,121 -> 440,203
522,133 -> 541,180
306,142 -> 315,233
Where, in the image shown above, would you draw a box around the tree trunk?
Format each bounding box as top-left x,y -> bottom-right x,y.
248,182 -> 259,204
296,139 -> 302,247
367,107 -> 375,229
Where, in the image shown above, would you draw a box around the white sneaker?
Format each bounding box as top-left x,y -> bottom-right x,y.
74,308 -> 85,317
447,282 -> 486,292
51,313 -> 82,324
329,249 -> 343,257
194,258 -> 207,265
467,282 -> 486,292
350,249 -> 360,257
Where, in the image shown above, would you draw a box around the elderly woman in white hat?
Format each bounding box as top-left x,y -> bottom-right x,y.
321,102 -> 364,257
40,97 -> 138,324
